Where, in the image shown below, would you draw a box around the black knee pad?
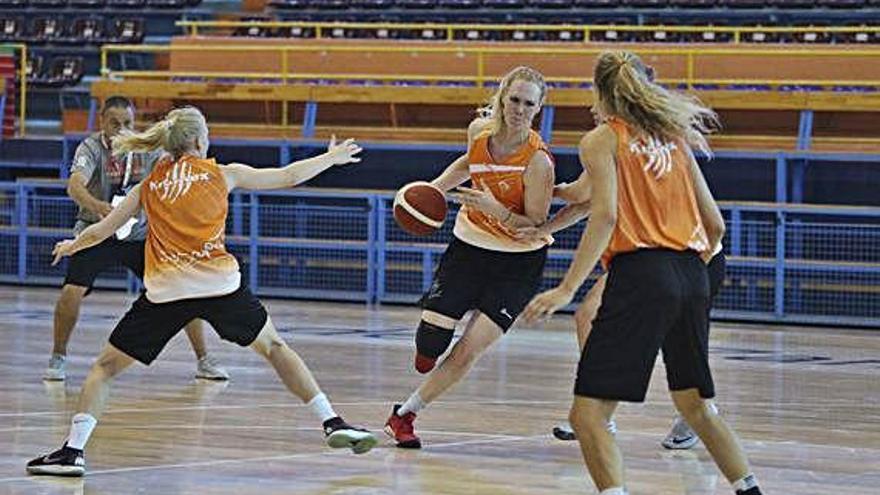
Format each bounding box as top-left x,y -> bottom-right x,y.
415,321 -> 454,359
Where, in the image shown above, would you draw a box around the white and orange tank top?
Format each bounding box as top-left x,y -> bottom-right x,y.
602,117 -> 710,267
453,128 -> 554,252
140,154 -> 240,303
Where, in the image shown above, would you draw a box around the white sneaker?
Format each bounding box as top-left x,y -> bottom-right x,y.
43,354 -> 66,381
195,355 -> 229,381
661,416 -> 699,450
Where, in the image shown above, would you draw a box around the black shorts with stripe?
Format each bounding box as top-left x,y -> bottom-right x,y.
422,237 -> 547,332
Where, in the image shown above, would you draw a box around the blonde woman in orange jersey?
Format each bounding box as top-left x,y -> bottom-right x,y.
523,52 -> 763,495
26,107 -> 377,477
384,66 -> 556,449
527,102 -> 726,451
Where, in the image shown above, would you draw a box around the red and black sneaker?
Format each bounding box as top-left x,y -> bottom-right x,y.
384,404 -> 421,449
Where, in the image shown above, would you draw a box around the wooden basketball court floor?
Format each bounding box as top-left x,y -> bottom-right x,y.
0,286 -> 877,495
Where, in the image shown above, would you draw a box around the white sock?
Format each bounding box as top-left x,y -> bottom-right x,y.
307,393 -> 337,423
599,488 -> 627,495
398,392 -> 426,416
66,413 -> 97,450
732,474 -> 758,492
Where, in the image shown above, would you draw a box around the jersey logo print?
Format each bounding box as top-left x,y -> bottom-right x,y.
630,137 -> 677,179
156,227 -> 226,270
148,161 -> 211,203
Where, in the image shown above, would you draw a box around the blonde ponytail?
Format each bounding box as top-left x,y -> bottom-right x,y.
113,106 -> 207,158
594,51 -> 719,157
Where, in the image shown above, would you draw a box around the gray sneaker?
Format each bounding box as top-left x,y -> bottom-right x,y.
43,355 -> 66,381
661,416 -> 699,450
195,355 -> 229,381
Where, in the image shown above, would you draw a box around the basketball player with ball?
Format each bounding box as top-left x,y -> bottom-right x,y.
385,66 -> 556,448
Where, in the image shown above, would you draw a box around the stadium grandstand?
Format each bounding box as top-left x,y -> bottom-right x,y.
0,1 -> 878,494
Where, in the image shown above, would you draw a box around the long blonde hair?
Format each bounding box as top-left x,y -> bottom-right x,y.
479,66 -> 547,137
113,106 -> 207,158
593,51 -> 719,156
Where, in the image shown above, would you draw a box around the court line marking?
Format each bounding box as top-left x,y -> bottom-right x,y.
0,425 -> 524,439
0,396 -> 869,419
0,433 -> 544,484
0,399 -> 567,418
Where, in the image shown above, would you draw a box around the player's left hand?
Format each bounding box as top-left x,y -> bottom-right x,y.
513,225 -> 549,242
523,285 -> 576,323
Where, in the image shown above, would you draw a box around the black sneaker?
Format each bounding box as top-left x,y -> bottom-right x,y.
323,417 -> 378,455
552,423 -> 577,441
26,445 -> 85,476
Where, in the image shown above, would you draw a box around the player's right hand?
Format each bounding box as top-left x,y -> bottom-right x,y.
326,135 -> 363,166
51,240 -> 76,266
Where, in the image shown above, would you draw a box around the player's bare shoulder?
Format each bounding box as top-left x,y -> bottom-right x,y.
579,123 -> 616,155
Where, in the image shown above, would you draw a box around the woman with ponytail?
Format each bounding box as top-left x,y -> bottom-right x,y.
384,66 -> 557,449
27,106 -> 377,477
523,52 -> 762,495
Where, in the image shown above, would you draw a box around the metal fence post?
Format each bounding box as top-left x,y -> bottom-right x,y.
774,209 -> 786,318
539,105 -> 555,143
775,153 -> 787,203
232,192 -> 243,236
16,183 -> 27,281
249,192 -> 259,293
730,207 -> 741,256
366,195 -> 377,304
375,195 -> 387,303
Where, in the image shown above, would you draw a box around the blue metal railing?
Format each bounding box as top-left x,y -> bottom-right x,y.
1,180 -> 878,327
46,134 -> 880,205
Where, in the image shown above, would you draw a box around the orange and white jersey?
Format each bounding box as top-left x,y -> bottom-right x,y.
602,117 -> 710,267
453,129 -> 553,252
140,154 -> 240,303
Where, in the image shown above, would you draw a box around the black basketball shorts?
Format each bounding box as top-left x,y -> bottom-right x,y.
422,237 -> 547,332
109,283 -> 268,365
574,249 -> 716,402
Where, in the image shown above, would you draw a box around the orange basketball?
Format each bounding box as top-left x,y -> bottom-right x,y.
393,181 -> 447,236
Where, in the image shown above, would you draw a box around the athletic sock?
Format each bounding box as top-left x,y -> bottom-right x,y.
398,392 -> 426,416
733,474 -> 761,495
66,413 -> 97,450
307,393 -> 337,423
